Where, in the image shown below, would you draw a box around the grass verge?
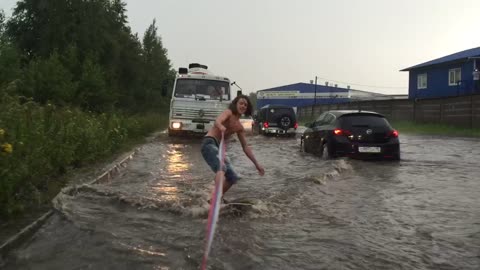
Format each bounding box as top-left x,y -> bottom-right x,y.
392,121 -> 480,138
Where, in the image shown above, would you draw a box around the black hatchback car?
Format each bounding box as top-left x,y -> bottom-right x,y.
301,110 -> 400,160
252,105 -> 298,137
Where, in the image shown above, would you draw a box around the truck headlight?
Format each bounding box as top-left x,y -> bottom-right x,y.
172,122 -> 182,129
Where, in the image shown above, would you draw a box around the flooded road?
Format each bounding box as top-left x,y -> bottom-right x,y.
2,132 -> 480,269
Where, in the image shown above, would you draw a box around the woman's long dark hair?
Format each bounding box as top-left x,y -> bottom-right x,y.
228,95 -> 253,116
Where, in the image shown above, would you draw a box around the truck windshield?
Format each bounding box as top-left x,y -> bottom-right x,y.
174,79 -> 230,100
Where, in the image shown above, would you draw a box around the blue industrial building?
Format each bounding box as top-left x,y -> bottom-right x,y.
256,83 -> 350,110
401,47 -> 480,99
256,82 -> 393,110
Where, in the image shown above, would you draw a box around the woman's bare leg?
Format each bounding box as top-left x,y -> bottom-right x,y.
222,178 -> 232,195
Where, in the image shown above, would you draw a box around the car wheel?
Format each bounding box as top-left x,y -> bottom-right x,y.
258,124 -> 263,135
300,137 -> 307,152
321,142 -> 331,159
278,115 -> 292,130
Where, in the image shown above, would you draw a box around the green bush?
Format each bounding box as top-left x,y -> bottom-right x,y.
0,93 -> 167,218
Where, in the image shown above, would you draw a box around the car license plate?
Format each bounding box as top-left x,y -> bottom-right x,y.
358,146 -> 381,153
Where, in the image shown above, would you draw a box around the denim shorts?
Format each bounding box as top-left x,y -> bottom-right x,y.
201,136 -> 239,185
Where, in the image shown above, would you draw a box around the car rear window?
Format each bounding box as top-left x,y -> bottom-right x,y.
338,114 -> 391,128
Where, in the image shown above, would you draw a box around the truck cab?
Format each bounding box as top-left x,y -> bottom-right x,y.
168,63 -> 231,136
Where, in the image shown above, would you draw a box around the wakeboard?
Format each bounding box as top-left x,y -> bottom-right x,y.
220,197 -> 256,216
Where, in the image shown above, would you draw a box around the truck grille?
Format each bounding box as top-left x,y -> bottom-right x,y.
172,107 -> 225,120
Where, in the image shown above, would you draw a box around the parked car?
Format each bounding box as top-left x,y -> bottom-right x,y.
252,105 -> 298,137
239,114 -> 254,134
300,110 -> 400,160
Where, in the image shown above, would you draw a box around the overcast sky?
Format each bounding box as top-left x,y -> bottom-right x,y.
2,0 -> 479,95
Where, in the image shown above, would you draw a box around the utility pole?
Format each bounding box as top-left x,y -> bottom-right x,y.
314,76 -> 318,105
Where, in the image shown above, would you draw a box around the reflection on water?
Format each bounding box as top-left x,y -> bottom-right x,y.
150,185 -> 179,202
166,145 -> 190,174
118,242 -> 167,257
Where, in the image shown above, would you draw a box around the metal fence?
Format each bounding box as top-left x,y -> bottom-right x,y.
297,94 -> 480,129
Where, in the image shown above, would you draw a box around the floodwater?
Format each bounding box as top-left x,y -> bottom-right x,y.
2,132 -> 480,270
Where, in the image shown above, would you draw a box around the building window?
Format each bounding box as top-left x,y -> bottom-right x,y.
448,68 -> 461,86
417,73 -> 427,89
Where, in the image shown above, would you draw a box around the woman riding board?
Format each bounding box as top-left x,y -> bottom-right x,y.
201,95 -> 265,202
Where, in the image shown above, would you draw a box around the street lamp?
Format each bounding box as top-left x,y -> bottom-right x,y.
231,81 -> 243,97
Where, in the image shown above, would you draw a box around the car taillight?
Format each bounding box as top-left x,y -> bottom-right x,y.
333,128 -> 352,136
263,122 -> 269,128
294,122 -> 298,129
387,130 -> 399,138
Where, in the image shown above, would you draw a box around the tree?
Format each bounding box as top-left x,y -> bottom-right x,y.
0,42 -> 21,92
0,10 -> 22,91
0,9 -> 5,36
141,19 -> 175,109
4,0 -> 175,113
5,0 -> 141,108
76,56 -> 114,112
20,52 -> 77,105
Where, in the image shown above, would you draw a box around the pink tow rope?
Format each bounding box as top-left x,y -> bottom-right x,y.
201,132 -> 226,270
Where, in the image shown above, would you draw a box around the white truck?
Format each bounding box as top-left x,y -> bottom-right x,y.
168,63 -> 232,136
